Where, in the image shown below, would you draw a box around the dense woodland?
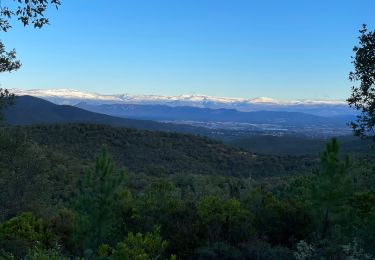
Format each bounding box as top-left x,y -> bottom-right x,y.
2,124 -> 316,177
229,135 -> 372,156
0,124 -> 375,259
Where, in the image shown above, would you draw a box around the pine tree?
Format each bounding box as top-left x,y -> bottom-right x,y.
309,138 -> 352,252
73,147 -> 127,256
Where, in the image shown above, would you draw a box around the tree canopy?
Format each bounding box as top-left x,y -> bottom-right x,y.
0,0 -> 61,32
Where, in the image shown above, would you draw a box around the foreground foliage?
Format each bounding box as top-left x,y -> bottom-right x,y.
348,25 -> 375,139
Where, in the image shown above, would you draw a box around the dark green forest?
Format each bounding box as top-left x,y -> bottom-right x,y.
0,124 -> 375,259
2,124 -> 315,177
229,135 -> 372,156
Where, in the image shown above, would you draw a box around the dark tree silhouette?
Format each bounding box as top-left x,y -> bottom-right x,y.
0,88 -> 14,120
0,0 -> 61,32
348,25 -> 375,138
0,41 -> 20,73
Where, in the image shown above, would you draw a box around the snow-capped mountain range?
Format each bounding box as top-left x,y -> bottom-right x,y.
12,88 -> 354,117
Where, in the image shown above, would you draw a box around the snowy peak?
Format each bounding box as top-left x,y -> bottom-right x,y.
249,97 -> 280,104
13,88 -> 122,102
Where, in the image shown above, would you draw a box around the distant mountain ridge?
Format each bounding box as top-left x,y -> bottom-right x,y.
75,102 -> 351,127
12,88 -> 354,117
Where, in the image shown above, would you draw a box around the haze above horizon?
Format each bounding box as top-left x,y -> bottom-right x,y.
1,0 -> 375,100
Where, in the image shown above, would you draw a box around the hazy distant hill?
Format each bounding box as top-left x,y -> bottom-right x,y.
76,102 -> 350,127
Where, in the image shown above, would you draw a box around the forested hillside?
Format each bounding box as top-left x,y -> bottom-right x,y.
2,124 -> 315,177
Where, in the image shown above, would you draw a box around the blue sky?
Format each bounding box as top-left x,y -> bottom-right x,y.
1,0 -> 375,100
